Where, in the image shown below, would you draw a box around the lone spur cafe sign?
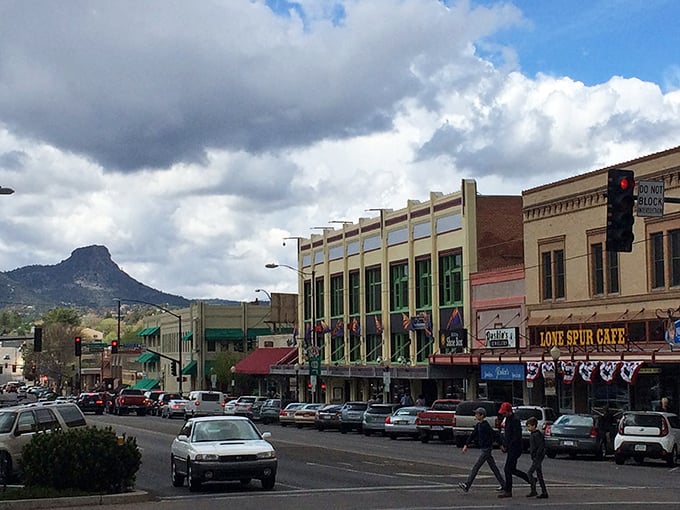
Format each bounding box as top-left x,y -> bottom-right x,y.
538,326 -> 627,348
485,327 -> 519,349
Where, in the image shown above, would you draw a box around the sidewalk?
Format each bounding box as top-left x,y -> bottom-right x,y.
0,490 -> 154,510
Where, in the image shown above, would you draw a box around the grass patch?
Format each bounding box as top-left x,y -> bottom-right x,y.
0,485 -> 100,501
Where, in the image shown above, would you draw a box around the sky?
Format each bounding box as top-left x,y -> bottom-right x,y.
0,0 -> 679,303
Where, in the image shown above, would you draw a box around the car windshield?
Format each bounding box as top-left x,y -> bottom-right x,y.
192,420 -> 261,442
395,408 -> 421,416
367,406 -> 394,414
0,412 -> 17,433
555,415 -> 593,427
516,409 -> 543,421
623,414 -> 663,428
345,403 -> 367,411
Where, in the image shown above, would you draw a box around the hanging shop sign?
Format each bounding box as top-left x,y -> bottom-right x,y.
485,327 -> 519,349
481,363 -> 525,381
439,328 -> 467,354
537,326 -> 626,348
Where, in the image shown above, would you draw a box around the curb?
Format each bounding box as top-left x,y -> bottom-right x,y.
0,490 -> 155,510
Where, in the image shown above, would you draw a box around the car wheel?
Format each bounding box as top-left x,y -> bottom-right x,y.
364,430 -> 371,436
389,433 -> 397,440
187,461 -> 201,492
262,418 -> 269,425
0,451 -> 12,485
667,445 -> 677,467
281,422 -> 287,427
240,478 -> 251,486
261,475 -> 275,491
296,424 -> 303,429
546,450 -> 557,459
420,432 -> 430,444
614,454 -> 625,465
171,457 -> 184,487
340,425 -> 347,434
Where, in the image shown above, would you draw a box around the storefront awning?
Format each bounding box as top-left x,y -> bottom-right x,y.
247,328 -> 272,338
205,328 -> 243,340
131,378 -> 160,390
135,352 -> 159,363
182,330 -> 193,341
234,347 -> 297,375
136,326 -> 160,337
182,360 -> 197,375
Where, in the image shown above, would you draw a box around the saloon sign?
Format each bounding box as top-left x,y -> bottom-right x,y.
538,326 -> 627,347
485,327 -> 518,349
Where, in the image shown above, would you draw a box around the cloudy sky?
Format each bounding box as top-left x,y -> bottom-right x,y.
0,0 -> 679,302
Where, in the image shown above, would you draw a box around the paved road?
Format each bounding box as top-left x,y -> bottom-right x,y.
61,413 -> 680,510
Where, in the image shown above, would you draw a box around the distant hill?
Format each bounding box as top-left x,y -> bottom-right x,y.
0,245 -> 236,313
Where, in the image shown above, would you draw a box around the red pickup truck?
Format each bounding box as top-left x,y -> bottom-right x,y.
414,399 -> 461,443
113,388 -> 148,416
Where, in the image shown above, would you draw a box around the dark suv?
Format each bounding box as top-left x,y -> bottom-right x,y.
76,392 -> 106,415
340,401 -> 368,433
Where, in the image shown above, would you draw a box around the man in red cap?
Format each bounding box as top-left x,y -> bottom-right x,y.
497,402 -> 532,499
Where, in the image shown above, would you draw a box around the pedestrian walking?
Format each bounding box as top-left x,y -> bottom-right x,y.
497,402 -> 531,499
458,407 -> 505,493
525,417 -> 548,499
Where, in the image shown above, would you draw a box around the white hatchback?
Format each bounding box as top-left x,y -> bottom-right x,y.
184,391 -> 226,419
614,411 -> 680,466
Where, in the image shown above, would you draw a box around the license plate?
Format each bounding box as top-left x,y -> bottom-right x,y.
322,416 -> 331,420
431,426 -> 443,431
561,440 -> 575,447
634,444 -> 646,452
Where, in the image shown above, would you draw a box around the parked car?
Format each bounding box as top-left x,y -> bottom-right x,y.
170,415 -> 277,491
162,398 -> 190,419
233,396 -> 268,420
294,403 -> 325,428
279,402 -> 305,427
223,399 -> 238,416
451,400 -> 503,447
0,403 -> 87,482
156,393 -> 183,417
339,401 -> 368,434
113,388 -> 147,416
385,406 -> 428,440
315,404 -> 343,431
415,399 -> 461,443
614,411 -> 680,466
184,391 -> 226,419
514,405 -> 557,450
545,413 -> 609,460
143,390 -> 164,415
260,399 -> 282,424
76,392 -> 106,415
363,403 -> 401,436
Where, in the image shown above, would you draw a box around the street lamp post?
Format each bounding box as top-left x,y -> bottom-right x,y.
230,365 -> 236,396
550,345 -> 561,412
116,298 -> 184,394
265,263 -> 316,402
255,288 -> 272,301
294,362 -> 301,401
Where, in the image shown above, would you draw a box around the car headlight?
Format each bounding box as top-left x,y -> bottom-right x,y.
194,453 -> 219,461
256,450 -> 276,459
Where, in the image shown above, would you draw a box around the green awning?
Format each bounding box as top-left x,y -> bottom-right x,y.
247,328 -> 272,338
205,328 -> 243,340
136,326 -> 160,337
182,360 -> 197,375
135,352 -> 159,363
182,330 -> 193,341
131,378 -> 160,390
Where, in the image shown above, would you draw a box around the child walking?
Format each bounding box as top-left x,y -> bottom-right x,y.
526,417 -> 548,499
458,407 -> 505,493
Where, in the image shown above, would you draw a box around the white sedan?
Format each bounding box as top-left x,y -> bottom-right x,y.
170,416 -> 277,491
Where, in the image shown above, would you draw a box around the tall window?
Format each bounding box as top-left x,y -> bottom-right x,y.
365,267 -> 381,313
348,271 -> 360,315
651,232 -> 665,288
390,333 -> 410,363
672,229 -> 680,287
303,280 -> 311,321
390,263 -> 409,311
315,278 -> 324,321
415,258 -> 432,309
439,252 -> 463,306
541,247 -> 565,301
330,274 -> 343,317
590,243 -> 619,296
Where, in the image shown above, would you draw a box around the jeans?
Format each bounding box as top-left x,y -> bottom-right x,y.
503,449 -> 530,493
465,448 -> 505,488
527,456 -> 547,494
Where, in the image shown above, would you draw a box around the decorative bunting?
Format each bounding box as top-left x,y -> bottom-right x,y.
331,320 -> 343,337
579,361 -> 599,383
526,362 -> 541,381
620,361 -> 644,384
559,361 -> 578,384
540,361 -> 555,376
599,361 -> 620,384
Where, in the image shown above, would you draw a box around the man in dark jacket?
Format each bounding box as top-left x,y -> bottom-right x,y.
497,402 -> 531,498
458,407 -> 505,492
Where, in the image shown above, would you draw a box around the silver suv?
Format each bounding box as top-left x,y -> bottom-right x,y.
0,403 -> 87,481
614,411 -> 680,466
339,401 -> 368,434
514,405 -> 557,450
184,391 -> 226,418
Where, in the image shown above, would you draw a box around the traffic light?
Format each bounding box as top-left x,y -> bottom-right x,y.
33,326 -> 43,352
171,362 -> 177,376
111,339 -> 119,354
74,336 -> 82,357
606,169 -> 635,252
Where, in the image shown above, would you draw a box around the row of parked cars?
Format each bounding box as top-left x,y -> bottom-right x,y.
262,398 -> 680,468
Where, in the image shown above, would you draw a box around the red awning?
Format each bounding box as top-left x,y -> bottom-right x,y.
235,347 -> 298,375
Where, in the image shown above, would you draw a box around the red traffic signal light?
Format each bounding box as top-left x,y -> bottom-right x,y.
75,336 -> 82,357
606,169 -> 635,252
111,339 -> 119,354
